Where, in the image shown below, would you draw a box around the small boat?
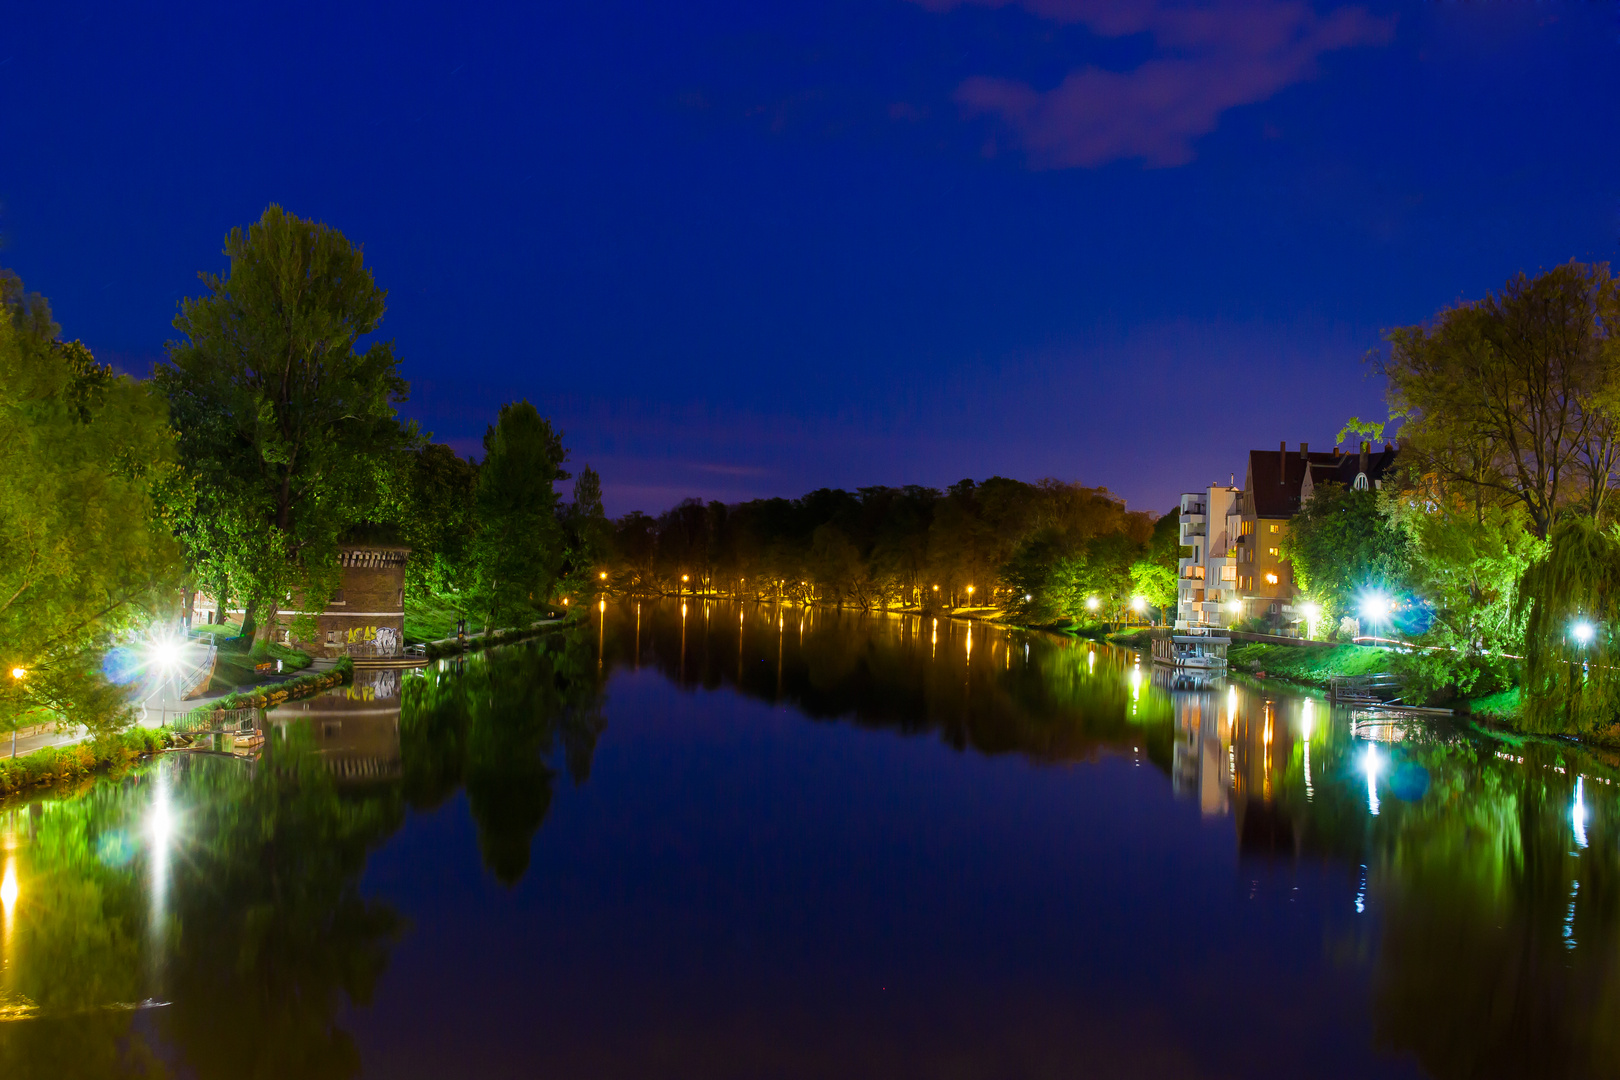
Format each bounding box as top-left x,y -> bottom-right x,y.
1151,631 -> 1230,670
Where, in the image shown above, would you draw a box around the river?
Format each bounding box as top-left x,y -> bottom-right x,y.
1,599 -> 1616,1078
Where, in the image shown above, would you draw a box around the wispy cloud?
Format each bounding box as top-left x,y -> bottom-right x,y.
913,0 -> 1393,168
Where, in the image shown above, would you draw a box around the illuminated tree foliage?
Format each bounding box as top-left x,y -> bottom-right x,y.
0,271 -> 184,738
157,205 -> 416,645
1280,482 -> 1411,634
1513,516 -> 1620,734
608,477 -> 1161,620
1384,261 -> 1620,541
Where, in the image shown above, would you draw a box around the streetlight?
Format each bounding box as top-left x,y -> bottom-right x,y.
1086,597 -> 1099,611
599,571 -> 608,581
1572,621 -> 1596,645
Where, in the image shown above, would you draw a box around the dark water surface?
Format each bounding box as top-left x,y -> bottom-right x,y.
4,600 -> 1620,1078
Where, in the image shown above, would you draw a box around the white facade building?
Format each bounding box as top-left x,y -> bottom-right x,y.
1176,483 -> 1240,630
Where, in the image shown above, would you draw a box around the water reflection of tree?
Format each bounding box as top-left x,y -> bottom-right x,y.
401,631 -> 605,884
1369,738 -> 1620,1079
0,628 -> 603,1076
601,601 -> 1173,767
0,742 -> 406,1079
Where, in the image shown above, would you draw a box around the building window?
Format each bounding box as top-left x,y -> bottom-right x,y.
1221,566 -> 1236,581
1267,547 -> 1279,557
1265,572 -> 1279,585
1240,521 -> 1254,536
1269,523 -> 1280,533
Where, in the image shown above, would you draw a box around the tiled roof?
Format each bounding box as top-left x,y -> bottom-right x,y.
1247,445 -> 1397,518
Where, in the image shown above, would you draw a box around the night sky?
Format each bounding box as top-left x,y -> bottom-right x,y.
4,1 -> 1618,516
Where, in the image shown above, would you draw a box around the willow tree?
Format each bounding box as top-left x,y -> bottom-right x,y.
157,205 -> 415,645
0,271 -> 183,737
1514,516 -> 1620,734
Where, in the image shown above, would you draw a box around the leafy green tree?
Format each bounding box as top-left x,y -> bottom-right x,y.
1383,483 -> 1537,700
1129,508 -> 1181,618
402,442 -> 480,600
157,205 -> 415,645
1384,262 -> 1620,540
557,464 -> 609,596
1281,482 -> 1411,633
0,271 -> 183,737
472,401 -> 570,626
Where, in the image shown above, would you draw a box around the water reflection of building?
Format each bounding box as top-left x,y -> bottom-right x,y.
1164,674 -> 1231,817
271,668 -> 403,783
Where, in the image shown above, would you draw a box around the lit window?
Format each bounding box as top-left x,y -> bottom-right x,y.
1267,547 -> 1279,557
1269,523 -> 1280,533
1264,572 -> 1279,585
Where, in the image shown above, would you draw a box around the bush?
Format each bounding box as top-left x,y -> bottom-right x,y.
0,726 -> 176,798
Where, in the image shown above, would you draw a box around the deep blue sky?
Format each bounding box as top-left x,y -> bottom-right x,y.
5,1 -> 1618,516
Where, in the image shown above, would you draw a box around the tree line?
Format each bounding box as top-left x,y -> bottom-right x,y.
1,205 -> 603,737
604,477 -> 1181,622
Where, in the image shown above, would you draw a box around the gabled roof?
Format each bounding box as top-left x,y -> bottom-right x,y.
1246,445 -> 1398,518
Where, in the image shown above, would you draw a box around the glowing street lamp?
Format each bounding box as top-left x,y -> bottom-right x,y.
1360,592 -> 1391,625
1131,596 -> 1146,613
1086,597 -> 1099,611
1572,621 -> 1596,646
9,668 -> 23,681
599,571 -> 608,581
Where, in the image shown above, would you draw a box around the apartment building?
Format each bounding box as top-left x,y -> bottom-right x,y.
1175,482 -> 1240,629
1179,441 -> 1397,632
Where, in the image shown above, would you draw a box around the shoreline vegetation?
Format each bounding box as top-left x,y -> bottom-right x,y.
4,209 -> 608,756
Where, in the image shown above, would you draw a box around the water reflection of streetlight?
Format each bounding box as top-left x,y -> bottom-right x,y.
1573,775 -> 1589,849
1,856 -> 17,918
1363,745 -> 1381,816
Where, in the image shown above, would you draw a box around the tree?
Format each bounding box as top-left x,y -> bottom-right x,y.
0,271 -> 183,737
402,442 -> 480,600
1129,508 -> 1181,619
157,205 -> 415,645
472,401 -> 569,627
1514,516 -> 1620,735
1281,482 -> 1411,634
1384,262 -> 1620,540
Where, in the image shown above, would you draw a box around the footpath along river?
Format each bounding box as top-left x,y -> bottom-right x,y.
1,599 -> 1617,1078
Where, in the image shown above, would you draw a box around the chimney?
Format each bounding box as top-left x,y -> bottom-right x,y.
1360,440 -> 1370,474
1385,442 -> 1394,453
1280,441 -> 1287,483
1299,442 -> 1308,460
1333,446 -> 1341,460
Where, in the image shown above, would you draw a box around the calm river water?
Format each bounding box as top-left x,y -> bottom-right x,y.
2,600 -> 1618,1078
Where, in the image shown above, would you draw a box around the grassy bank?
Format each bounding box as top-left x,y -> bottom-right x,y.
420,610 -> 583,660
1227,641 -> 1391,688
0,727 -> 175,799
404,593 -> 486,644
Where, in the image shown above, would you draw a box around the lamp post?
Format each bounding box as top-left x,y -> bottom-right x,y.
8,667 -> 23,757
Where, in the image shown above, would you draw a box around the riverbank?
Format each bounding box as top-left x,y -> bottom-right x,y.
1226,641 -> 1391,688
421,609 -> 585,659
0,726 -> 176,799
